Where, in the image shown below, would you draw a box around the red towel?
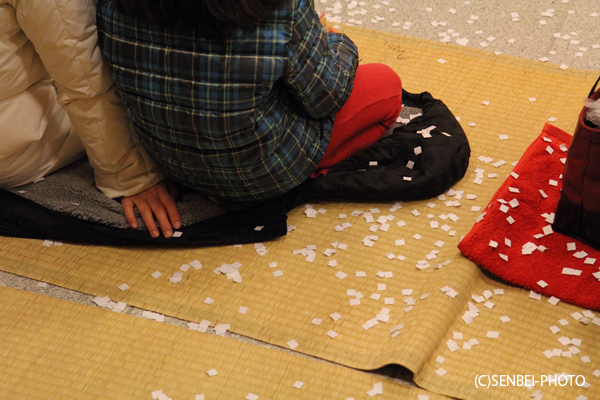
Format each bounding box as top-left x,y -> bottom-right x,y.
459,123 -> 600,311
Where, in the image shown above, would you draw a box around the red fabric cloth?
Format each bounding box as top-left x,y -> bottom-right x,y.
459,123 -> 600,311
311,63 -> 402,177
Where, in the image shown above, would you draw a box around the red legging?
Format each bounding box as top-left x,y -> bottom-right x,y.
312,63 -> 403,177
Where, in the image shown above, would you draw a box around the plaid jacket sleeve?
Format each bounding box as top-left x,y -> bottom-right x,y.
284,0 -> 359,119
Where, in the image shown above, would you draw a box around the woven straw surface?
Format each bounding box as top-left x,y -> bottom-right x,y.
1,28 -> 599,400
0,286 -> 446,400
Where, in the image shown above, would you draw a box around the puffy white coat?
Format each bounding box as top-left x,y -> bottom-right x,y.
0,0 -> 164,197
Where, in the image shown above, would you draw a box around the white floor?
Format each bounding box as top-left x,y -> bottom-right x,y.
316,0 -> 600,70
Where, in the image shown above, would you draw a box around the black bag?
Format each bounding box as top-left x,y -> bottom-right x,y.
308,90 -> 470,201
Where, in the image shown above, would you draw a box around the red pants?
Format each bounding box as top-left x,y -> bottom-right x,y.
312,63 -> 403,176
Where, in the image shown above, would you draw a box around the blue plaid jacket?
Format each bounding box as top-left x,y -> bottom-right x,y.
97,0 -> 358,202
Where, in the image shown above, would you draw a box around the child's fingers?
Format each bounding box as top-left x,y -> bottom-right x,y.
121,198 -> 138,229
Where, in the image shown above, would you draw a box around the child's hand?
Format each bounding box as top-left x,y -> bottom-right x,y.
121,180 -> 181,238
319,12 -> 341,33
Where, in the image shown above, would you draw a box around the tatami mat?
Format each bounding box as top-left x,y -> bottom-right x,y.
0,286 -> 446,400
2,28 -> 599,400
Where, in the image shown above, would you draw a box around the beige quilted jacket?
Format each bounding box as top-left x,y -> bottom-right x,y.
0,0 -> 164,197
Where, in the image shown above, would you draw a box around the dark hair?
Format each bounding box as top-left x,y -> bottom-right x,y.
116,0 -> 287,39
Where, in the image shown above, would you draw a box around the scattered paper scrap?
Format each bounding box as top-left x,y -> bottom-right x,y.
293,381 -> 304,389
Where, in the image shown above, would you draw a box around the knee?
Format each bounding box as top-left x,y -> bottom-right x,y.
359,63 -> 402,92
